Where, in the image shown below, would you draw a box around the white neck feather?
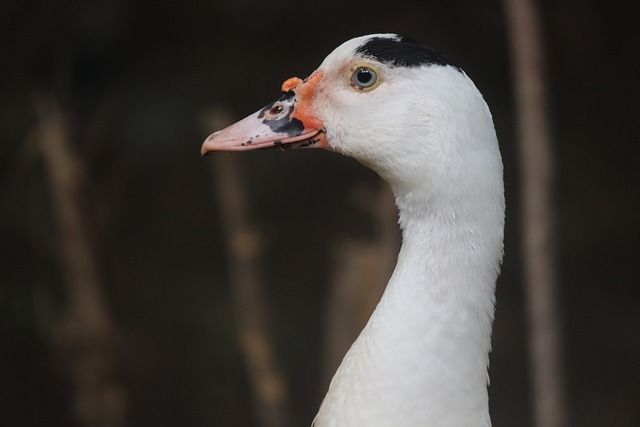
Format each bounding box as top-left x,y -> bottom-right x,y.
314,191 -> 502,427
314,186 -> 503,427
314,73 -> 504,426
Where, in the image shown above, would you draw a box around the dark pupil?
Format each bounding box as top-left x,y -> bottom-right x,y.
357,69 -> 372,85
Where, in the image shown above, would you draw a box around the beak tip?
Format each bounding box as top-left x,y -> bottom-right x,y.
201,142 -> 214,156
201,132 -> 220,156
200,141 -> 212,156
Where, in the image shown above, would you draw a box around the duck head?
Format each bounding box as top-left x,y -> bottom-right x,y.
201,34 -> 497,193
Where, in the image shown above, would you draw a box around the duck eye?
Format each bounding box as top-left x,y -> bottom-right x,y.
351,67 -> 378,90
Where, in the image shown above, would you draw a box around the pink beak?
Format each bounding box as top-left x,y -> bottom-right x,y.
201,72 -> 328,154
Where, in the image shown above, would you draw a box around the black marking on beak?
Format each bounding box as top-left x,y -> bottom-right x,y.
256,92 -> 305,138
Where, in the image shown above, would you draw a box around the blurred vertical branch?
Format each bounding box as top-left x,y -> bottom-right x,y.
322,183 -> 400,387
35,93 -> 125,427
203,107 -> 292,427
503,1 -> 567,427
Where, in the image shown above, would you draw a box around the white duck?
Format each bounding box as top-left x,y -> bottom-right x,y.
202,34 -> 504,427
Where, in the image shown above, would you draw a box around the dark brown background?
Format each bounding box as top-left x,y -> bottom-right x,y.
1,0 -> 638,426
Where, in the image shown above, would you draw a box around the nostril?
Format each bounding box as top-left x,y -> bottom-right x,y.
270,104 -> 284,115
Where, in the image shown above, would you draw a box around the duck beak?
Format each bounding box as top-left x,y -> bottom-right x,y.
201,71 -> 328,154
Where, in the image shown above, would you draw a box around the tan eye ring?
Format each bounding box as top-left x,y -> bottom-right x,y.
351,66 -> 380,91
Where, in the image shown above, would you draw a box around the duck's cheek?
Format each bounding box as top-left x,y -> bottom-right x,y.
319,124 -> 346,154
321,120 -> 369,157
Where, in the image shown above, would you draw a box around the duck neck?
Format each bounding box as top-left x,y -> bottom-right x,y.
315,184 -> 504,427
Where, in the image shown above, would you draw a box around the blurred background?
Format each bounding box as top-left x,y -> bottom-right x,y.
1,0 -> 639,426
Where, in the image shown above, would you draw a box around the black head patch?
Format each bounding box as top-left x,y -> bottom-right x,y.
355,36 -> 461,72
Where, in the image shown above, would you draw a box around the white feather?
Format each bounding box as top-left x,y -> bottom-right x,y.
310,34 -> 505,427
